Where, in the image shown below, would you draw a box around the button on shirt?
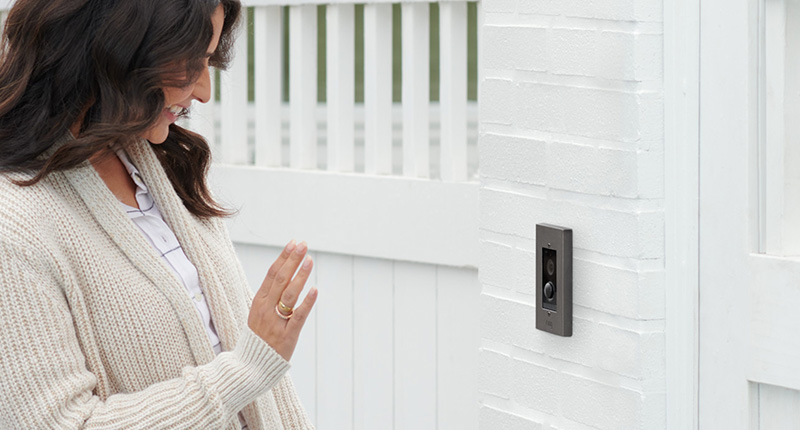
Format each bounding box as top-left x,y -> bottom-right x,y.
115,150 -> 222,355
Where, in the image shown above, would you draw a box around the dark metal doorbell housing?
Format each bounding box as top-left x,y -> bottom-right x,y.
536,224 -> 572,337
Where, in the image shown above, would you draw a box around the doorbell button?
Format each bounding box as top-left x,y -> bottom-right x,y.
544,281 -> 555,300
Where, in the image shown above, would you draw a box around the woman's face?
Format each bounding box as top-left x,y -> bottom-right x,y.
141,4 -> 225,144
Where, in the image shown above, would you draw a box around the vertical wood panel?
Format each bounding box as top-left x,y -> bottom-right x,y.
233,248 -> 480,430
230,243 -> 279,292
353,257 -> 394,430
758,383 -> 800,429
254,6 -> 283,167
220,13 -> 249,164
363,4 -> 393,175
394,261 -> 437,429
437,266 -> 479,430
315,253 -> 354,429
291,249 -> 319,426
763,0 -> 786,255
327,4 -> 356,172
439,2 -> 468,182
401,3 -> 430,178
290,5 -> 318,169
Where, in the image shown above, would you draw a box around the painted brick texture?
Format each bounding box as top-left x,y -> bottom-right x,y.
478,0 -> 665,429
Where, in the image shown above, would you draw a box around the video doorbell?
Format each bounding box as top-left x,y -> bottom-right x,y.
536,224 -> 572,337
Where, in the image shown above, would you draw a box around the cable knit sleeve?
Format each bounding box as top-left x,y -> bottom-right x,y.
270,375 -> 316,429
0,237 -> 289,429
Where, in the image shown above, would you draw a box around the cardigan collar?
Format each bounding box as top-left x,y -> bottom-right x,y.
123,139 -> 242,353
49,134 -> 235,365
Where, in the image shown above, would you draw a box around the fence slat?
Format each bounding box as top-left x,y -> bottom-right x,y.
254,6 -> 283,167
290,5 -> 318,169
291,249 -> 318,427
220,14 -> 249,164
439,2 -> 468,182
327,4 -> 355,172
353,257 -> 394,430
437,266 -> 480,430
364,3 -> 393,175
401,3 -> 430,178
394,261 -> 437,429
315,253 -> 354,429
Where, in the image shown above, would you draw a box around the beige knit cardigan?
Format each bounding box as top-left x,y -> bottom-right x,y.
0,137 -> 314,430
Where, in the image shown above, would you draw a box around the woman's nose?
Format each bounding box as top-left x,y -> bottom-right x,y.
192,67 -> 211,104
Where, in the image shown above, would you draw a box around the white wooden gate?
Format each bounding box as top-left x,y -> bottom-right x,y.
188,1 -> 481,428
698,0 -> 800,428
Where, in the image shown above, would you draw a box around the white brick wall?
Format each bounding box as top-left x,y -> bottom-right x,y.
478,0 -> 665,428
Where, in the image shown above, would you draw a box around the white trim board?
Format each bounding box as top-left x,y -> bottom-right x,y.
209,165 -> 479,268
664,0 -> 700,428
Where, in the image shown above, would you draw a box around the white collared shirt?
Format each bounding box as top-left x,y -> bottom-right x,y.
116,150 -> 222,355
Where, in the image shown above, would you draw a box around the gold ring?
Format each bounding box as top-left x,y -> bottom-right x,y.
278,300 -> 293,314
275,304 -> 293,320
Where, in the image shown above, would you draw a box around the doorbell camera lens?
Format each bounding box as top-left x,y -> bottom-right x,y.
546,258 -> 555,276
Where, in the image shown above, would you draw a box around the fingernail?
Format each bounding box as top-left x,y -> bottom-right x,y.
295,241 -> 307,254
303,257 -> 313,269
285,240 -> 296,253
310,287 -> 318,298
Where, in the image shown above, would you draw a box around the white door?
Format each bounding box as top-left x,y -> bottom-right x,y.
700,0 -> 800,427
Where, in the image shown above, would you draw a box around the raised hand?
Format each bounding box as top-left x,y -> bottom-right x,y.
247,240 -> 318,361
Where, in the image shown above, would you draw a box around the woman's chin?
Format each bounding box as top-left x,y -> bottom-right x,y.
141,127 -> 169,144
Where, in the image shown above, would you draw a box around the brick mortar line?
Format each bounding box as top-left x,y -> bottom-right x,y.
478,397 -> 603,430
482,12 -> 665,32
478,343 -> 666,397
479,234 -> 666,271
480,180 -> 666,211
481,73 -> 663,94
481,286 -> 665,331
479,125 -> 663,152
478,230 -> 666,270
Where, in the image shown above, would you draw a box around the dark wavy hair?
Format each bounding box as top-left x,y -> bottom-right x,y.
0,0 -> 241,218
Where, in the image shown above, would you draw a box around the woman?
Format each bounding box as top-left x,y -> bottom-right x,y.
0,0 -> 317,429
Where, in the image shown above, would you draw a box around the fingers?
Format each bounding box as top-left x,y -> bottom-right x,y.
266,240 -> 308,304
279,256 -> 313,311
288,287 -> 318,331
256,240 -> 295,299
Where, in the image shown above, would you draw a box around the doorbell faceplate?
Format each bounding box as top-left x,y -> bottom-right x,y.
536,223 -> 572,337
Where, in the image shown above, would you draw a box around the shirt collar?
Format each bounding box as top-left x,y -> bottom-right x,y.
116,149 -> 149,193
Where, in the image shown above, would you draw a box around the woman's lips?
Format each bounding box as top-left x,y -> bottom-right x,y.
164,108 -> 178,122
164,105 -> 187,123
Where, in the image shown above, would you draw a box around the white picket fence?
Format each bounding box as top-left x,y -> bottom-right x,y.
1,0 -> 481,427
